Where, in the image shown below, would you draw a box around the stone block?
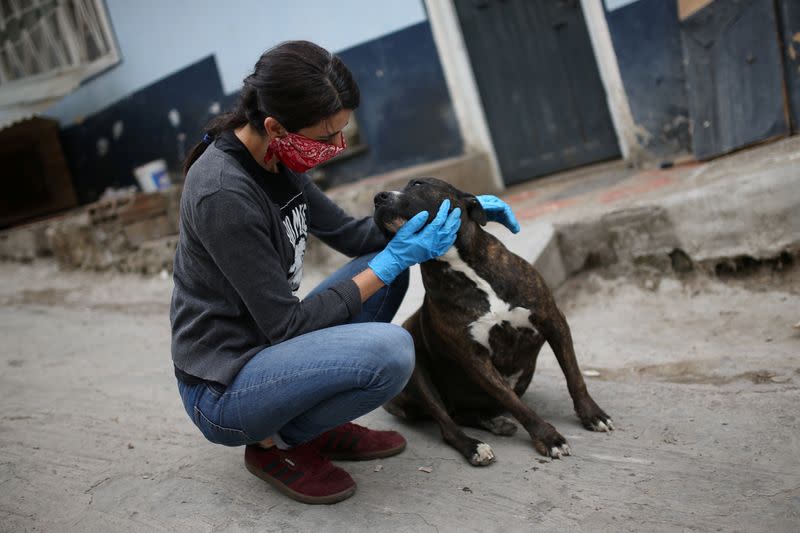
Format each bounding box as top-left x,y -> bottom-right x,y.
0,219 -> 52,261
123,215 -> 173,247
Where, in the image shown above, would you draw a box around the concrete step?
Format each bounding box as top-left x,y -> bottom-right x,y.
555,157 -> 800,275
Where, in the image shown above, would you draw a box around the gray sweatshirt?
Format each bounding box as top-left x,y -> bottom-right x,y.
170,132 -> 387,386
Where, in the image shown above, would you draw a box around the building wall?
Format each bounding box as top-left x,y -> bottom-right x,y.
57,16 -> 462,202
46,0 -> 426,125
59,56 -> 224,204
320,22 -> 463,187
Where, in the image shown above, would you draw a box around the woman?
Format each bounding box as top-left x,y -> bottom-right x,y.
171,41 -> 519,504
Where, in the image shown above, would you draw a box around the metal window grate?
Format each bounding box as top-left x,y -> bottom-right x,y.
0,0 -> 119,106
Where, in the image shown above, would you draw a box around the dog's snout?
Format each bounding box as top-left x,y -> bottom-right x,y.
374,192 -> 390,206
375,191 -> 400,207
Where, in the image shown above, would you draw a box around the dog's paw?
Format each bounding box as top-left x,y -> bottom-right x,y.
468,442 -> 495,466
549,443 -> 571,459
482,415 -> 518,436
577,397 -> 614,433
589,417 -> 614,432
531,424 -> 569,459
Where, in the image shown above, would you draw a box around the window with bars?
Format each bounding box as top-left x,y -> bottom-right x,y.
0,0 -> 119,108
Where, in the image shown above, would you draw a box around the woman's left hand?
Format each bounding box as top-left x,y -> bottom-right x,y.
477,195 -> 520,234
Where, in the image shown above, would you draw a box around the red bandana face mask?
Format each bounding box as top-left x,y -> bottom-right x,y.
265,132 -> 346,173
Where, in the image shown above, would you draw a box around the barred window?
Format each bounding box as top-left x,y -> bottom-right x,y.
0,0 -> 119,111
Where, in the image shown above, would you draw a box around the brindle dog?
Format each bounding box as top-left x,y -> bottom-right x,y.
375,178 -> 613,466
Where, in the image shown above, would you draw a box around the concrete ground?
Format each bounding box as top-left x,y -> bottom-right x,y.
1,137 -> 799,532
1,255 -> 798,532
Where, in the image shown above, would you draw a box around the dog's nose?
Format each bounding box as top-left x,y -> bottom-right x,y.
374,191 -> 391,207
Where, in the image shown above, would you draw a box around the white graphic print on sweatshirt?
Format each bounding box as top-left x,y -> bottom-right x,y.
282,200 -> 307,292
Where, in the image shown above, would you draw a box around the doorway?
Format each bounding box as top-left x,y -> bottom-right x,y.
453,0 -> 621,185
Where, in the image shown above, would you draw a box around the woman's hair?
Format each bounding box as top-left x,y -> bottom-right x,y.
183,40 -> 360,175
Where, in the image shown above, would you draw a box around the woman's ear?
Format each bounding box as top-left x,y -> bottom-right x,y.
463,194 -> 487,226
264,117 -> 287,140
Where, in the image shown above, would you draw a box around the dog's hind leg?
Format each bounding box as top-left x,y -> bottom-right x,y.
453,412 -> 518,436
383,391 -> 429,422
408,364 -> 496,466
534,306 -> 614,433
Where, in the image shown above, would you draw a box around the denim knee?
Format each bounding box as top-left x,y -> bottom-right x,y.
368,323 -> 414,394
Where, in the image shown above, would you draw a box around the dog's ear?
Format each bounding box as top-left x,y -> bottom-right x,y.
462,194 -> 487,226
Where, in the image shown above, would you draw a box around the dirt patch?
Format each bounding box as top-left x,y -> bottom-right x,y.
583,360 -> 794,386
4,288 -> 75,306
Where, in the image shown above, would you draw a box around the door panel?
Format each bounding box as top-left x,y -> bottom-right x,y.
778,0 -> 800,132
681,0 -> 789,159
454,0 -> 620,185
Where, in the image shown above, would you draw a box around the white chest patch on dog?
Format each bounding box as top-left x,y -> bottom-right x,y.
439,248 -> 534,351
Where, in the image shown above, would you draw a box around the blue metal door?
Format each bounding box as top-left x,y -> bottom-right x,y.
681,0 -> 789,159
454,0 -> 621,185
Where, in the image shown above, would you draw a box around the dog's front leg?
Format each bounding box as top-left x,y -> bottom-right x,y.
407,363 -> 496,466
535,308 -> 614,432
459,353 -> 571,458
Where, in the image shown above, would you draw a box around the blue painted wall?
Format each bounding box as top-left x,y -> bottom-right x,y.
60,57 -> 224,204
58,22 -> 463,202
318,21 -> 463,187
47,0 -> 427,126
604,0 -> 691,157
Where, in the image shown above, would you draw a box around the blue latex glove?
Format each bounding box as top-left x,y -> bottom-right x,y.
477,195 -> 520,233
369,199 -> 462,284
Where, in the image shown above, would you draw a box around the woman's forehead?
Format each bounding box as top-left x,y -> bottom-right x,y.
305,109 -> 351,136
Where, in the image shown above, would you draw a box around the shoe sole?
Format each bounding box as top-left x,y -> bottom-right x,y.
322,440 -> 407,461
245,461 -> 356,505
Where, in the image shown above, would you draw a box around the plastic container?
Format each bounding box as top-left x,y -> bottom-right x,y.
133,159 -> 171,192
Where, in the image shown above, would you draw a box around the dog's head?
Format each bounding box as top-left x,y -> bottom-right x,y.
373,177 -> 487,238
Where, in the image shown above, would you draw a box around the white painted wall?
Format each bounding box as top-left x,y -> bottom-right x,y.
580,0 -> 642,162
603,0 -> 641,11
46,0 -> 426,125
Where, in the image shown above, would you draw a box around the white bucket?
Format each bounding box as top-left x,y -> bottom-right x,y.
133,159 -> 171,192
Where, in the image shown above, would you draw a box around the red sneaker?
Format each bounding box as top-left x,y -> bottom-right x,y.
244,443 -> 356,504
311,422 -> 407,461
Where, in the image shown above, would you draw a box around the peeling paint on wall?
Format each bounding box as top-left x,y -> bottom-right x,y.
96,138 -> 109,157
167,109 -> 181,128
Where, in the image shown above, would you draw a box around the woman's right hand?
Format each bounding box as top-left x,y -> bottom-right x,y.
368,199 -> 462,285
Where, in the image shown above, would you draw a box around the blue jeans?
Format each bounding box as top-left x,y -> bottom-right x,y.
177,253 -> 413,447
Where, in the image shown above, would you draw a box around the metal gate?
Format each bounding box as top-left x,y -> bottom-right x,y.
454,0 -> 620,185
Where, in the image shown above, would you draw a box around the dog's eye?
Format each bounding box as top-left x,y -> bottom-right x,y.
410,180 -> 423,187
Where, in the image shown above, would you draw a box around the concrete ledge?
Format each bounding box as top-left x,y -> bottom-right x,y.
555,162 -> 800,275
486,221 -> 567,289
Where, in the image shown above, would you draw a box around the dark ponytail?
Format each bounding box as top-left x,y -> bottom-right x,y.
183,41 -> 360,176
